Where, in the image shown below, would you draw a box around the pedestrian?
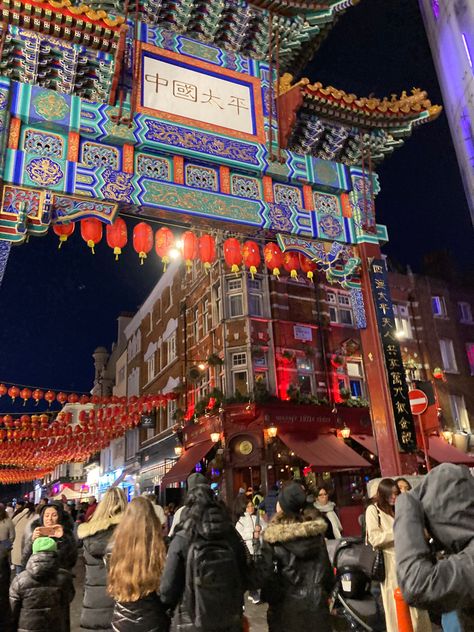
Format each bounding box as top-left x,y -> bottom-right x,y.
160,482 -> 248,632
259,484 -> 279,520
259,481 -> 333,632
0,503 -> 15,552
165,503 -> 176,534
6,502 -> 15,518
12,501 -> 26,519
10,536 -> 75,632
12,502 -> 35,575
394,464 -> 474,632
0,545 -> 12,632
168,473 -> 208,537
84,497 -> 98,522
395,477 -> 412,493
314,486 -> 342,539
22,502 -> 78,571
78,487 -> 128,632
143,493 -> 166,528
107,497 -> 170,632
236,499 -> 267,604
366,478 -> 431,632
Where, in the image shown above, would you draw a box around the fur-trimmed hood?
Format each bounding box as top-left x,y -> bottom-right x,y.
78,514 -> 122,539
264,517 -> 328,560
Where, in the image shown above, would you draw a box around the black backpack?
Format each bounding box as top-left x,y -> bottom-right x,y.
184,536 -> 243,631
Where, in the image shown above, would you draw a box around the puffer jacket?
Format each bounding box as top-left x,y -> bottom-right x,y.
160,505 -> 248,632
394,463 -> 474,632
77,516 -> 122,632
0,548 -> 12,632
260,516 -> 334,632
12,509 -> 34,567
111,593 -> 170,632
9,550 -> 75,632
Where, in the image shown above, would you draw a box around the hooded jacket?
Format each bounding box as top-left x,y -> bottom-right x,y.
111,592 -> 170,632
9,550 -> 75,632
394,464 -> 474,632
77,515 -> 123,632
261,516 -> 334,632
0,548 -> 12,632
22,504 -> 78,571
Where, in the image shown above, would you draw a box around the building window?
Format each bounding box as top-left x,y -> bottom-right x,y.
232,370 -> 248,396
327,290 -> 353,326
202,299 -> 210,335
432,296 -> 447,318
346,361 -> 365,399
296,357 -> 314,395
167,334 -> 177,364
147,355 -> 155,382
458,302 -> 473,323
232,352 -> 247,367
393,304 -> 412,339
118,366 -> 125,384
466,343 -> 474,375
449,395 -> 470,432
227,278 -> 243,318
439,338 -> 458,372
248,278 -> 263,317
167,399 -> 177,427
212,283 -> 222,325
192,307 -> 199,342
255,371 -> 268,388
253,352 -> 267,368
196,370 -> 210,401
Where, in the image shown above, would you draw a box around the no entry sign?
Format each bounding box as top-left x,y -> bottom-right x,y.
409,389 -> 429,415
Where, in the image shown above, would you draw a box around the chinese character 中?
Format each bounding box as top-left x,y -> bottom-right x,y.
145,73 -> 169,93
201,89 -> 224,109
228,96 -> 248,115
173,80 -> 197,102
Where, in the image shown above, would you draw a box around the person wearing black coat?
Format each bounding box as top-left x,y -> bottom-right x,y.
77,488 -> 128,632
160,484 -> 248,632
10,536 -> 75,632
22,502 -> 77,571
259,482 -> 334,632
0,547 -> 12,632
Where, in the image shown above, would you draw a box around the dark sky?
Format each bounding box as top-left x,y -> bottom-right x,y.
0,0 -> 472,394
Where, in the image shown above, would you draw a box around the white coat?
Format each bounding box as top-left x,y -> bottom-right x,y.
235,512 -> 266,555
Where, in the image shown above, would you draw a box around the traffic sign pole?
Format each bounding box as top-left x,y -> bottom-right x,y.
418,415 -> 431,472
409,390 -> 431,472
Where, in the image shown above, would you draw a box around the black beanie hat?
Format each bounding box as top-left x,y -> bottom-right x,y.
278,482 -> 306,515
187,472 -> 208,491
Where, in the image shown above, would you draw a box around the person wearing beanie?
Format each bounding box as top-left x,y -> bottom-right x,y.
259,482 -> 334,631
10,537 -> 75,632
168,472 -> 209,538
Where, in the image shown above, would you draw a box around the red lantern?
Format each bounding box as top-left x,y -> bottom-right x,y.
223,238 -> 242,274
283,251 -> 300,279
56,392 -> 68,405
79,394 -> 90,405
198,235 -> 216,271
20,414 -> 30,427
8,386 -> 20,402
44,390 -> 56,406
53,223 -> 75,249
155,227 -> 175,271
264,243 -> 284,278
133,222 -> 153,264
106,217 -> 128,260
242,240 -> 261,279
20,387 -> 32,406
32,389 -> 43,405
68,393 -> 79,404
81,218 -> 103,254
299,254 -> 317,282
0,384 -> 6,397
182,231 -> 198,272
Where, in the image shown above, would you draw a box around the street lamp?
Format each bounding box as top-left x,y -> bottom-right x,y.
340,424 -> 351,439
210,431 -> 221,443
174,445 -> 183,457
267,424 -> 278,439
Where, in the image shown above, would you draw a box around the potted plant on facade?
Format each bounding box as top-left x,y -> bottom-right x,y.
207,353 -> 224,367
339,387 -> 351,401
281,350 -> 296,366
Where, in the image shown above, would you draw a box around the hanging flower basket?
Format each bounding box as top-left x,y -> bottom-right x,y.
207,353 -> 224,367
330,354 -> 345,368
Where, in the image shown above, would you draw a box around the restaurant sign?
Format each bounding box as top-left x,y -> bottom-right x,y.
369,259 -> 416,451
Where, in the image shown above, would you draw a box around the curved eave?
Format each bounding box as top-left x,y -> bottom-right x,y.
1,0 -> 125,29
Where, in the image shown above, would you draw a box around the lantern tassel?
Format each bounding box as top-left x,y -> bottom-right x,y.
139,252 -> 147,265
58,235 -> 67,250
250,265 -> 257,279
272,267 -> 280,279
204,262 -> 211,272
185,259 -> 192,272
290,269 -> 298,279
87,239 -> 95,254
162,255 -> 170,272
307,271 -> 314,282
113,247 -> 121,261
231,264 -> 239,275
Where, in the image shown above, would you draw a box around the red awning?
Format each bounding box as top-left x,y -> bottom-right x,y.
279,431 -> 371,471
351,434 -> 378,456
428,437 -> 474,466
161,440 -> 214,487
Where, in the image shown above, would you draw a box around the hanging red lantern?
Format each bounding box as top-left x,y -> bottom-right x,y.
299,254 -> 317,282
79,394 -> 90,405
106,217 -> 128,260
44,390 -> 56,406
81,218 -> 103,254
0,384 -> 7,398
155,227 -> 175,271
20,387 -> 32,406
53,223 -> 75,249
242,240 -> 261,279
133,222 -> 153,264
283,251 -> 300,279
8,386 -> 20,402
198,234 -> 216,271
182,231 -> 198,272
264,243 -> 284,278
223,238 -> 242,274
56,392 -> 68,405
20,414 -> 30,427
32,389 -> 44,405
68,393 -> 79,404
2,415 -> 13,427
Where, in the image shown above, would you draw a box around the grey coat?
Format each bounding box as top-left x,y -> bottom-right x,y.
394,463 -> 474,632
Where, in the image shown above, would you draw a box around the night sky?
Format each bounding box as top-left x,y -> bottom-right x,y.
0,0 -> 472,396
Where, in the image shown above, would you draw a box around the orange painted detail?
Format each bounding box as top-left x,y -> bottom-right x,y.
173,156 -> 184,184
8,117 -> 21,150
67,131 -> 80,162
262,176 -> 274,202
302,185 -> 314,210
341,192 -> 352,218
122,144 -> 134,174
219,166 -> 231,194
394,588 -> 415,632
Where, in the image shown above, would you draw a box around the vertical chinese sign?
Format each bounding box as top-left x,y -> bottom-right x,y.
369,259 -> 416,451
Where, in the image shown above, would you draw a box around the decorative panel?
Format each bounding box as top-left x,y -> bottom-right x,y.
230,174 -> 261,199
81,142 -> 120,170
185,164 -> 218,191
312,191 -> 340,216
136,153 -> 171,181
23,130 -> 65,159
273,183 -> 303,208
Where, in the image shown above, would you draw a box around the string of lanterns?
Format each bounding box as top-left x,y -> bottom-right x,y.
0,468 -> 52,485
53,219 -> 318,279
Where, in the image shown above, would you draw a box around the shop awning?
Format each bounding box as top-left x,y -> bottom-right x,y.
279,432 -> 371,471
428,437 -> 474,466
351,434 -> 378,456
161,440 -> 214,487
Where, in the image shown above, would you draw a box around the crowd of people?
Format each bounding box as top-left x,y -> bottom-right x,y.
0,463 -> 472,632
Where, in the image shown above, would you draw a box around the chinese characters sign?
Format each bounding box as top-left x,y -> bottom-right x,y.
139,46 -> 264,141
369,259 -> 416,452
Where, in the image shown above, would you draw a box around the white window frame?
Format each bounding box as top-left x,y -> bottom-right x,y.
232,352 -> 247,367
439,338 -> 458,373
393,303 -> 412,340
327,289 -> 353,326
212,282 -> 222,325
458,302 -> 473,323
147,354 -> 155,382
227,278 -> 244,318
449,395 -> 471,432
167,399 -> 177,428
432,296 -> 447,318
232,369 -> 248,396
202,298 -> 210,335
166,333 -> 177,365
296,357 -> 315,395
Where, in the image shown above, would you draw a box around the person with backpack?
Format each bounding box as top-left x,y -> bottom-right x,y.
159,483 -> 249,632
107,497 -> 170,632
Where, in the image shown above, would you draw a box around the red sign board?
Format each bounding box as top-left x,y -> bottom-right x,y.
409,389 -> 428,415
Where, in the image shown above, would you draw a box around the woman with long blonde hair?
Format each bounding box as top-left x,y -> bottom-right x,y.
78,487 -> 128,632
108,496 -> 170,632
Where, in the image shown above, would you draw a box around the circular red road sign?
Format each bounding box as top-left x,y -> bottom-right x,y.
409,389 -> 428,415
